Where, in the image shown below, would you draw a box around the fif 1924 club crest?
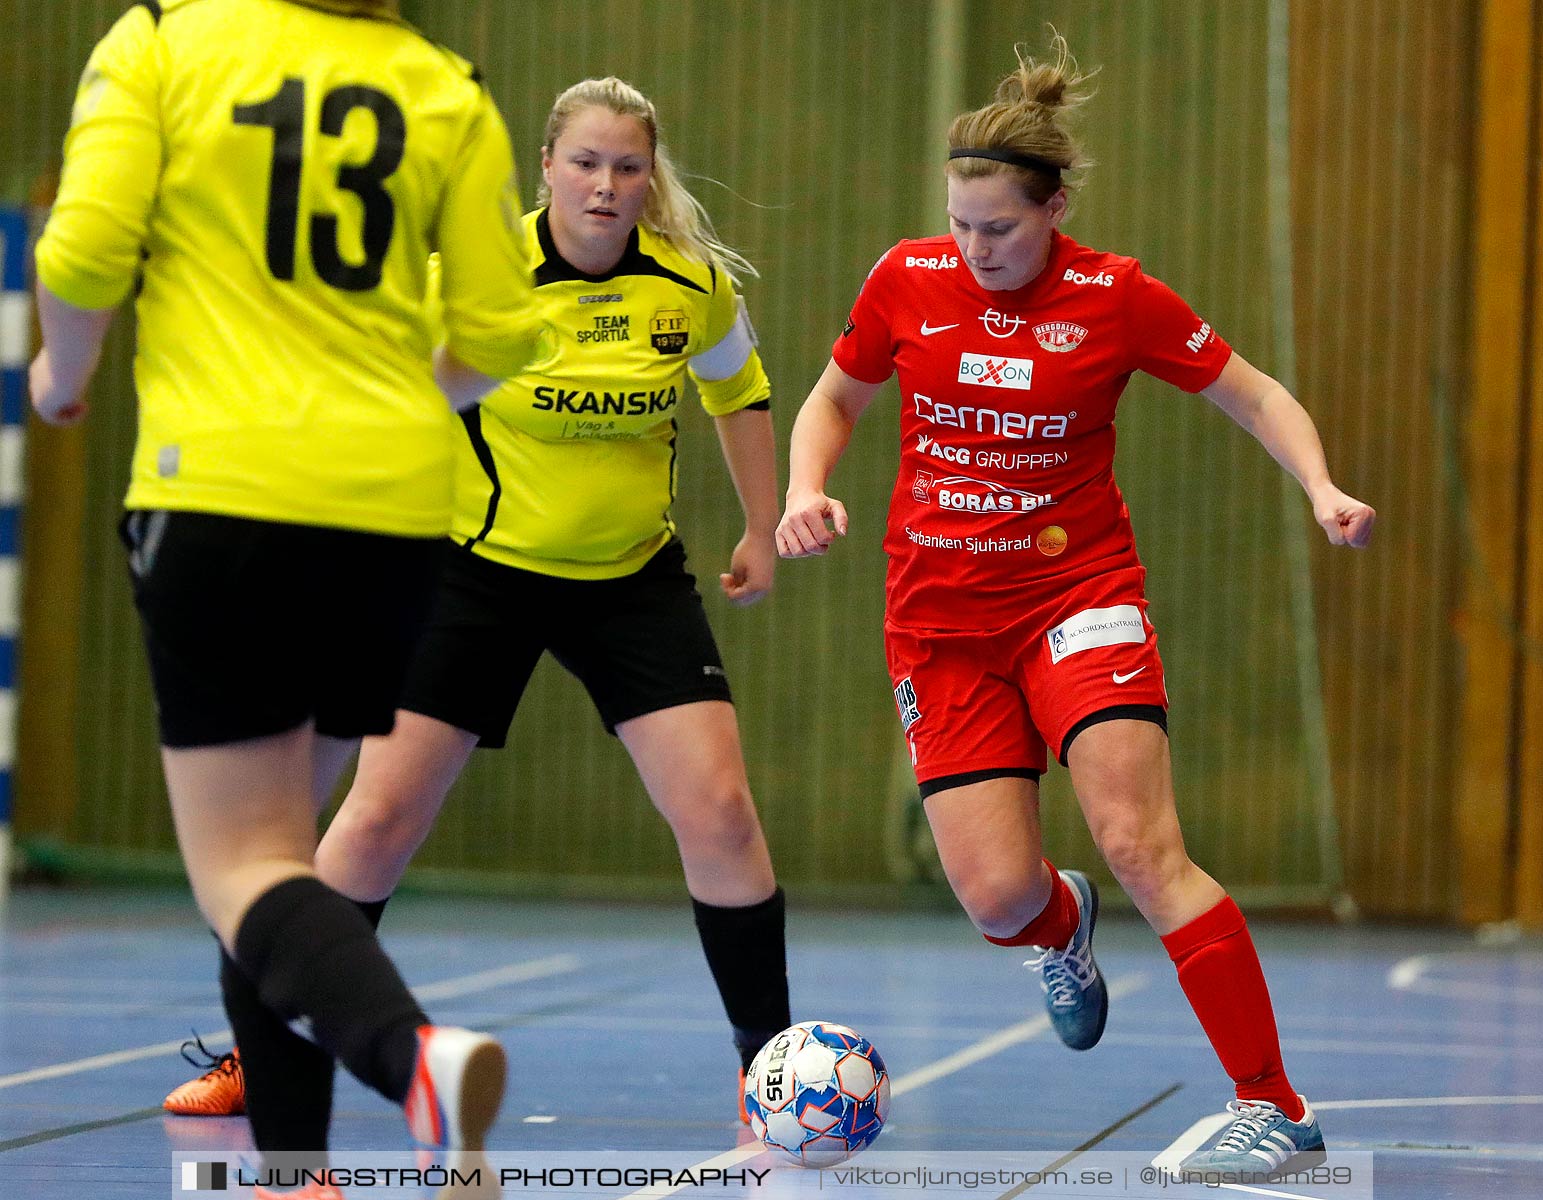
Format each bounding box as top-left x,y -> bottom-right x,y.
650,308 -> 689,354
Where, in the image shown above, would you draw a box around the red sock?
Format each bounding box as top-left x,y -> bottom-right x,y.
983,860 -> 1078,949
1161,896 -> 1304,1120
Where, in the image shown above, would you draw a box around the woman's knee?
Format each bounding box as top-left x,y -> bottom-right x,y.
1092,819 -> 1187,900
666,775 -> 763,854
341,787 -> 435,852
953,867 -> 1047,939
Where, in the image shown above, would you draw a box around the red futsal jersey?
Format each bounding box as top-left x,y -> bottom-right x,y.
833,230 -> 1232,632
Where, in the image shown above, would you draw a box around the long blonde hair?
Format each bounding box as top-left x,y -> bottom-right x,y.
947,33 -> 1096,204
539,77 -> 757,282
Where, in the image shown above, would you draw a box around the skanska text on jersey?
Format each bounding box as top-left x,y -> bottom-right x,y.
533,385 -> 678,415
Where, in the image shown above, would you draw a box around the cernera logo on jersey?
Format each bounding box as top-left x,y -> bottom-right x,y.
913,393 -> 1074,440
911,471 -> 1054,515
979,309 -> 1026,339
958,352 -> 1033,390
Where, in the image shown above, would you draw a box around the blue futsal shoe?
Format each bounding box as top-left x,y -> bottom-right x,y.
1023,869 -> 1108,1050
1182,1097 -> 1326,1176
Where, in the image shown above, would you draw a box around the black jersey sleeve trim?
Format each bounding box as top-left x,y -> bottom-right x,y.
743,399 -> 770,411
137,0 -> 163,22
458,408 -> 503,549
532,208 -> 708,293
665,417 -> 680,521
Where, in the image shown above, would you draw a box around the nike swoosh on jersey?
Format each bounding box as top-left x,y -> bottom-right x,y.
920,321 -> 960,336
1111,667 -> 1147,684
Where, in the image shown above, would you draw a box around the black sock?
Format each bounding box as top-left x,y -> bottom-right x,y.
355,896 -> 390,928
232,877 -> 422,1103
691,887 -> 791,1069
222,894 -> 392,1155
220,948 -> 333,1157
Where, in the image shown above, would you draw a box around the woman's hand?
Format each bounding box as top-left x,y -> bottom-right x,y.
776,490 -> 849,558
29,349 -> 90,426
720,529 -> 776,606
1311,485 -> 1376,548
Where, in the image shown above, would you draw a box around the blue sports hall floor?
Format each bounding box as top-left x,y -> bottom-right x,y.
0,887 -> 1538,1199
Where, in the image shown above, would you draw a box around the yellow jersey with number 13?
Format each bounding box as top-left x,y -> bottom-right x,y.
35,0 -> 536,537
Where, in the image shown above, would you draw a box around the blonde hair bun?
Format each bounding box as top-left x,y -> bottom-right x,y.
948,31 -> 1097,202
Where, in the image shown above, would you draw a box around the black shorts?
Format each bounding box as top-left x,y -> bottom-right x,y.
402,537 -> 733,747
121,510 -> 443,749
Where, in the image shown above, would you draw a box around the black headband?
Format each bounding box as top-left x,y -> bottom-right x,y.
948,147 -> 1062,175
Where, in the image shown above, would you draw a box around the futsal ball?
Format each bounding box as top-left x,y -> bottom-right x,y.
742,1021 -> 891,1167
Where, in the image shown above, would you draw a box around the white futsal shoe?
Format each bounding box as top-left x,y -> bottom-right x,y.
404,1026 -> 506,1150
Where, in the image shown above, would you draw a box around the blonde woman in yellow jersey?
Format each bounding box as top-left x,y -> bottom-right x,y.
31,0 -> 539,1188
167,76 -> 789,1134
342,73 -> 789,1118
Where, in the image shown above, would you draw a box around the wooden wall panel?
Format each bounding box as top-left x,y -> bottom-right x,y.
1459,0 -> 1541,927
1290,0 -> 1472,917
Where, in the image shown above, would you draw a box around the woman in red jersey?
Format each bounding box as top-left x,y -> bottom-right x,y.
776,37 -> 1373,1176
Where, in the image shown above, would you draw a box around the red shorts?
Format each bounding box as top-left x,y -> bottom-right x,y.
884,564 -> 1168,789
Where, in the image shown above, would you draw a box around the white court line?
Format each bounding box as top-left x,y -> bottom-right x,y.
1386,954 -> 1432,989
616,973 -> 1151,1200
1098,1030 -> 1543,1061
0,953 -> 581,1091
891,973 -> 1149,1096
1151,1111 -> 1233,1170
1,1001 -> 228,1018
1391,977 -> 1543,1004
616,1144 -> 764,1200
1387,953 -> 1543,1004
1202,1185 -> 1319,1200
410,954 -> 581,1003
1313,1094 -> 1543,1111
0,1031 -> 233,1091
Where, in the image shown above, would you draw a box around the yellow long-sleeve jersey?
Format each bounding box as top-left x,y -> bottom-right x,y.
35,0 -> 537,536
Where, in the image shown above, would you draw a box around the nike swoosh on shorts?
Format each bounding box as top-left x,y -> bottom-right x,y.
1112,667 -> 1147,684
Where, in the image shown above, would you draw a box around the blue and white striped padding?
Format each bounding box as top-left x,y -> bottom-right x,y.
0,206 -> 32,887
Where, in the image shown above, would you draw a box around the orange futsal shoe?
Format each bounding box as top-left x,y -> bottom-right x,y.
737,1068 -> 750,1125
163,1035 -> 245,1117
